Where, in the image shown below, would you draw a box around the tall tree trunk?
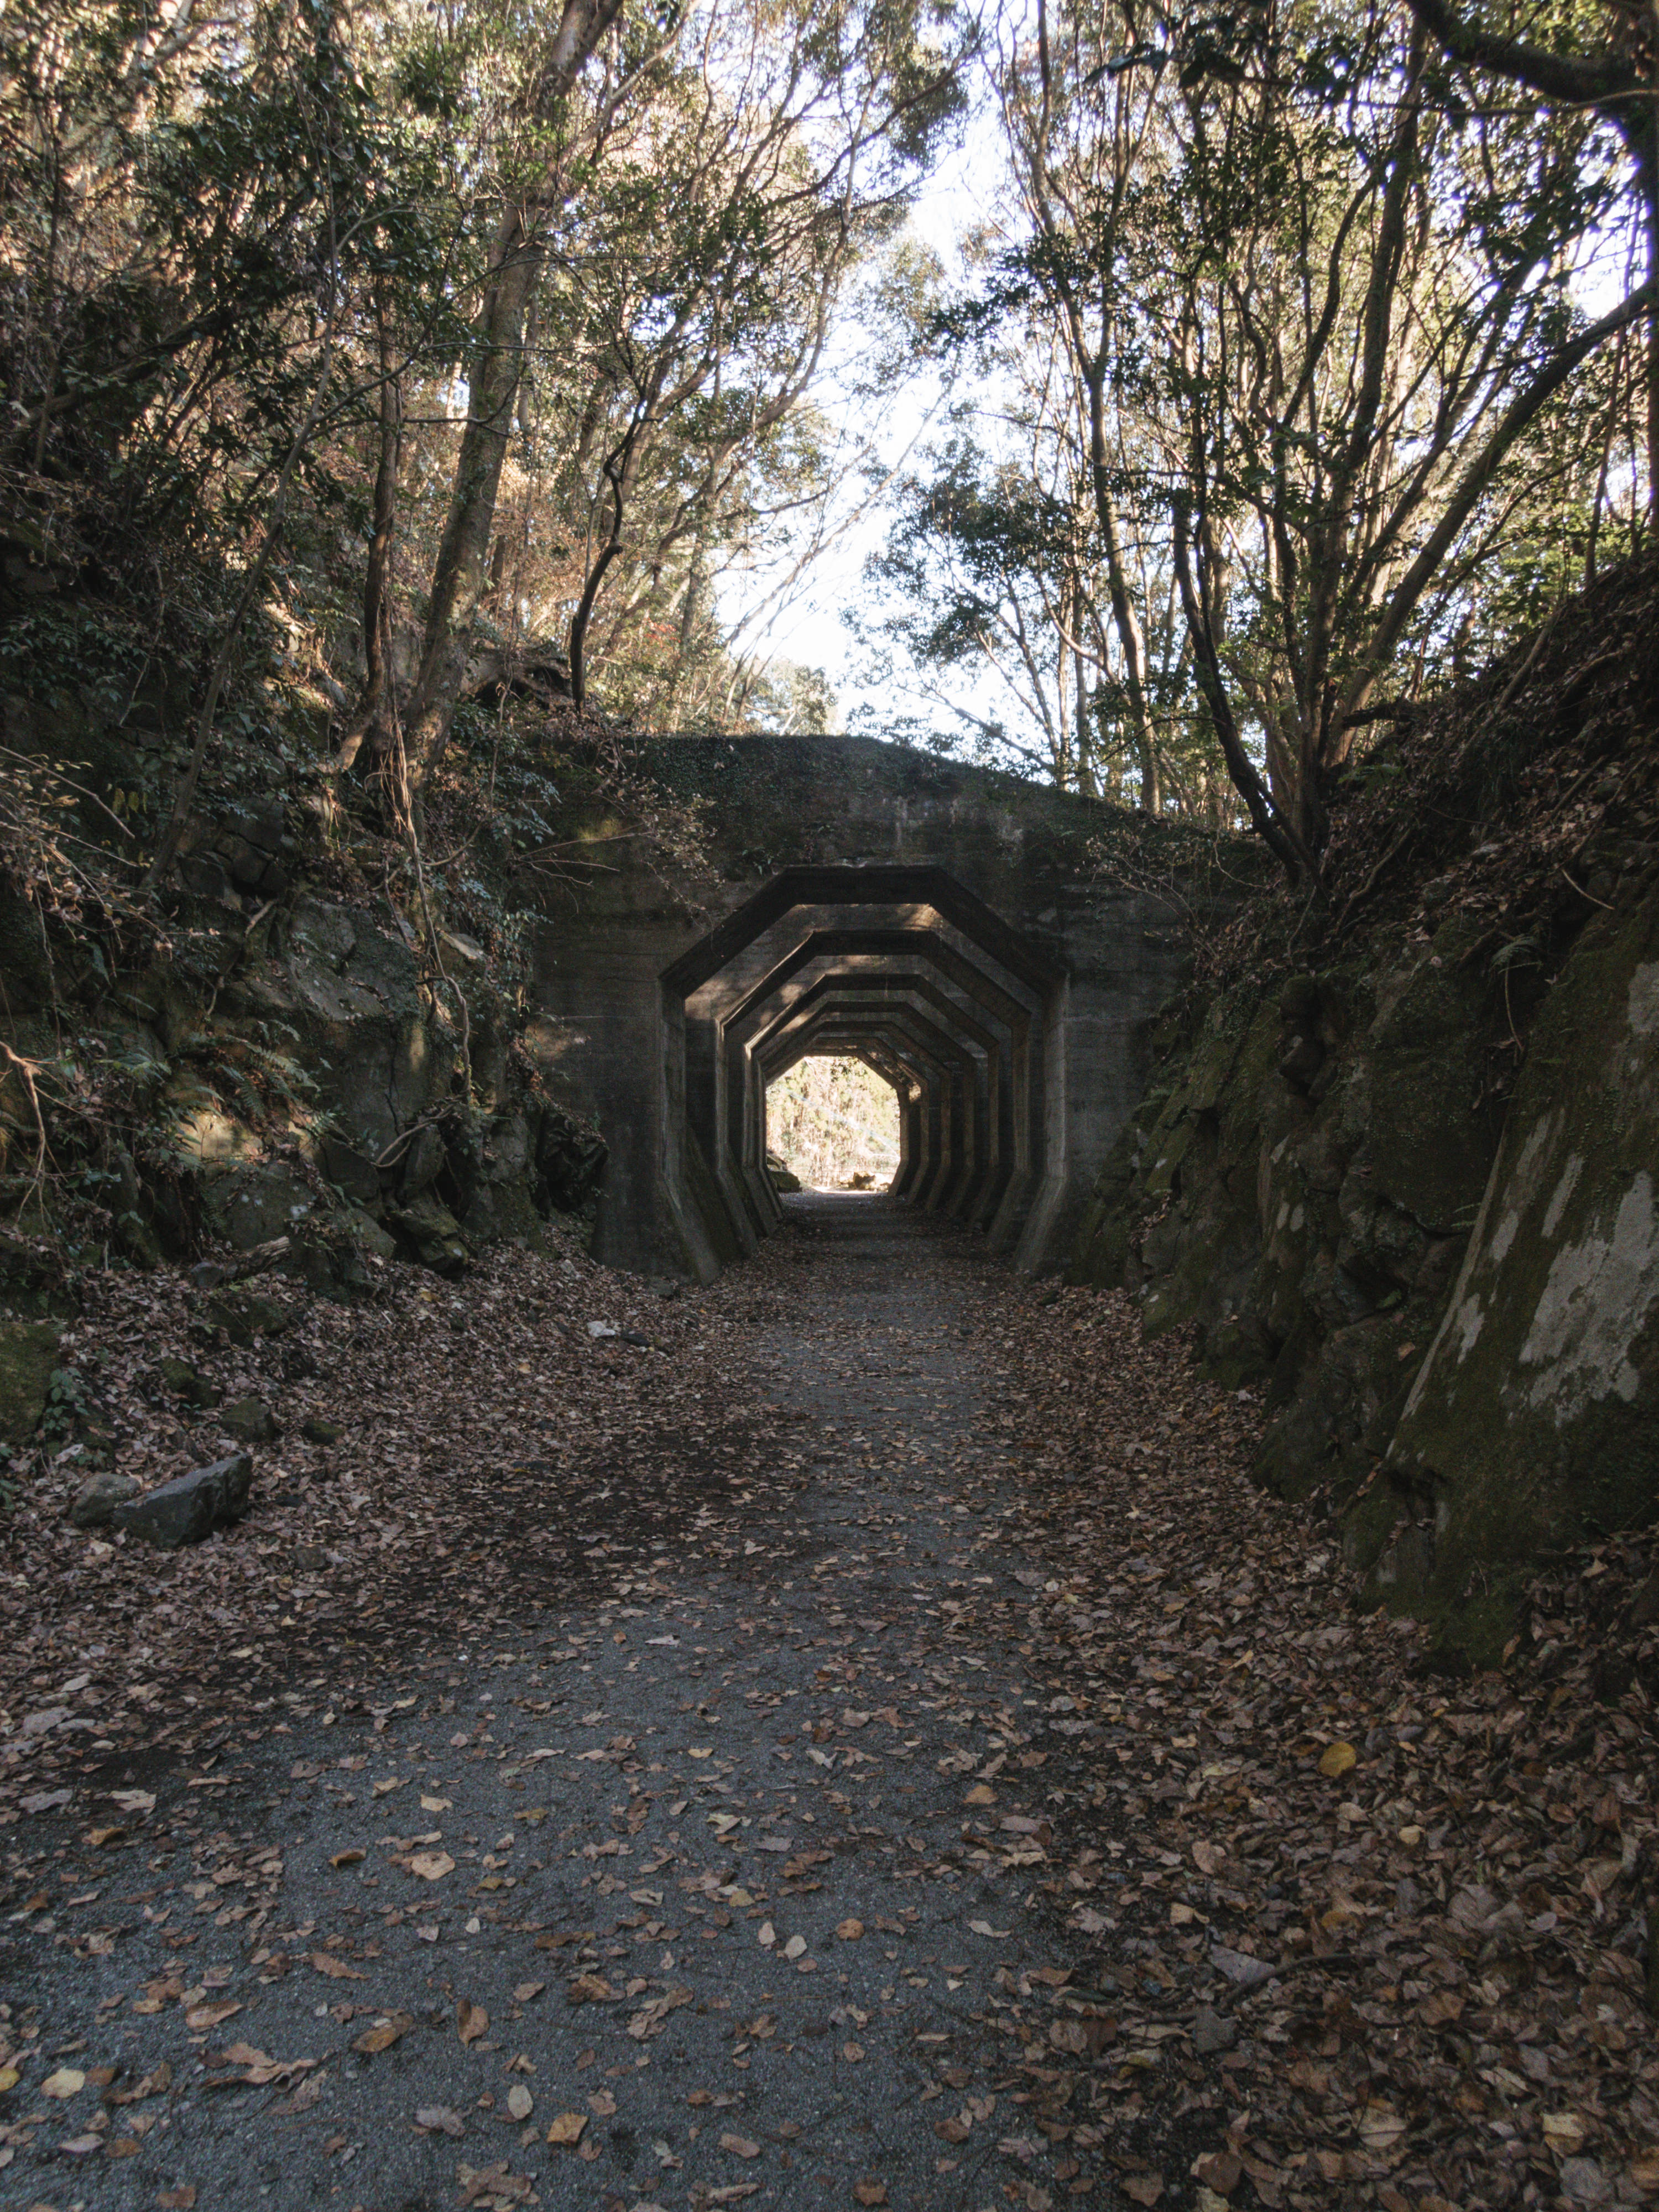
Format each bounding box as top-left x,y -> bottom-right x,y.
335,288 -> 404,779
402,225 -> 542,780
400,0 -> 627,786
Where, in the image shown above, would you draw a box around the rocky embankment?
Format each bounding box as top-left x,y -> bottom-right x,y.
1073,561 -> 1659,1660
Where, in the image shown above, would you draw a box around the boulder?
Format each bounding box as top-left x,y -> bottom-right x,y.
0,1314 -> 61,1446
385,1192 -> 470,1275
112,1452 -> 253,1548
156,1356 -> 222,1408
69,1469 -> 140,1527
342,1205 -> 397,1262
220,1396 -> 279,1442
301,1415 -> 343,1444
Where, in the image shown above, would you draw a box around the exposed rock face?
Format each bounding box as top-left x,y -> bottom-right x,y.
1374,890 -> 1659,1634
1070,899 -> 1659,1655
112,1452 -> 253,1548
69,1469 -> 140,1527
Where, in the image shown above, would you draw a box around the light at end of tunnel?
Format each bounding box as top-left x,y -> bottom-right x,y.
766,1055 -> 900,1193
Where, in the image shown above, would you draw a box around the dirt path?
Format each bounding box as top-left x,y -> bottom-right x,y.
0,1199 -> 1140,2212
4,1197 -> 1656,2212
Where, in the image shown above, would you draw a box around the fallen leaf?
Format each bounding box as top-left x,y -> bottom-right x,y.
408,1850 -> 455,1881
1318,1741 -> 1357,1780
457,1999 -> 488,2046
353,2014 -> 414,2056
186,2000 -> 242,2029
507,2085 -> 533,2121
854,2182 -> 887,2206
330,1848 -> 366,1869
512,1981 -> 545,2004
1124,2179 -> 1164,2208
157,2191 -> 197,2210
1543,2114 -> 1588,2154
42,2066 -> 86,2098
836,1918 -> 864,1940
783,1934 -> 807,1960
416,2105 -> 465,2137
720,2133 -> 761,2158
964,1783 -> 997,1806
969,1919 -> 1009,1938
311,1952 -> 365,1980
567,1974 -> 615,2003
546,2111 -> 587,2145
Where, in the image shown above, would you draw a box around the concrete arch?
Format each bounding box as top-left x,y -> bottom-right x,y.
659,864 -> 1066,1279
529,734 -> 1191,1279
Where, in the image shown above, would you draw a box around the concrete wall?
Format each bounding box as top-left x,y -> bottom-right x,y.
530,734 -> 1191,1280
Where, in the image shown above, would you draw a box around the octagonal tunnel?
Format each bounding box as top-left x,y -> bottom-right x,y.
659,867 -> 1066,1280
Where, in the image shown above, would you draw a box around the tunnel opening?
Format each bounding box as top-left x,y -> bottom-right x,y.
766,1053 -> 901,1193
659,864 -> 1068,1280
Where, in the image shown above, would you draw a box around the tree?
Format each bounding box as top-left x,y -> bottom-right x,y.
1405,0 -> 1659,512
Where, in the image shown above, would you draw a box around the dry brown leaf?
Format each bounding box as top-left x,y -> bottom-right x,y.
545,2111 -> 587,2146
310,1952 -> 364,1980
456,1999 -> 488,2046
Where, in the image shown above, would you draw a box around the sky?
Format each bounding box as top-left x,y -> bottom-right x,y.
717,105 -> 1010,742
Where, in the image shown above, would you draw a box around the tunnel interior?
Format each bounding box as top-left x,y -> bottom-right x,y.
661,865 -> 1066,1275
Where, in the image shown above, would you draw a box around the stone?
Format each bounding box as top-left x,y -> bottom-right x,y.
0,1314 -> 61,1446
301,1415 -> 343,1444
385,1193 -> 470,1276
68,1469 -> 140,1528
342,1206 -> 397,1262
1192,2005 -> 1235,2056
320,1133 -> 382,1206
220,1396 -> 279,1442
587,1320 -> 618,1339
112,1452 -> 253,1549
156,1356 -> 222,1409
202,1161 -> 316,1252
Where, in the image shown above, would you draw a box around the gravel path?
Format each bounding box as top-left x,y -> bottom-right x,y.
1,1199 -> 1117,2212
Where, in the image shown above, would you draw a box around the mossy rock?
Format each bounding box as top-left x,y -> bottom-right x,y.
0,1314 -> 61,1446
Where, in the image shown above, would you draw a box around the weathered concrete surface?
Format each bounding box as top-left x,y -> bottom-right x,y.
531,737 -> 1191,1279
1374,890 -> 1659,1635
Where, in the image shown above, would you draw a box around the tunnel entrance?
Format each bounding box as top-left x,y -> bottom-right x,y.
660,864 -> 1067,1278
766,1055 -> 901,1193
529,734 -> 1192,1282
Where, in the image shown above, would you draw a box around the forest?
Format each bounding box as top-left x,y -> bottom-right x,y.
4,0 -> 1654,886
4,8 -> 1659,2206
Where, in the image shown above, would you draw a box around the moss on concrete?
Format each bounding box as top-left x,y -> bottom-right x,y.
1380,888 -> 1659,1645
